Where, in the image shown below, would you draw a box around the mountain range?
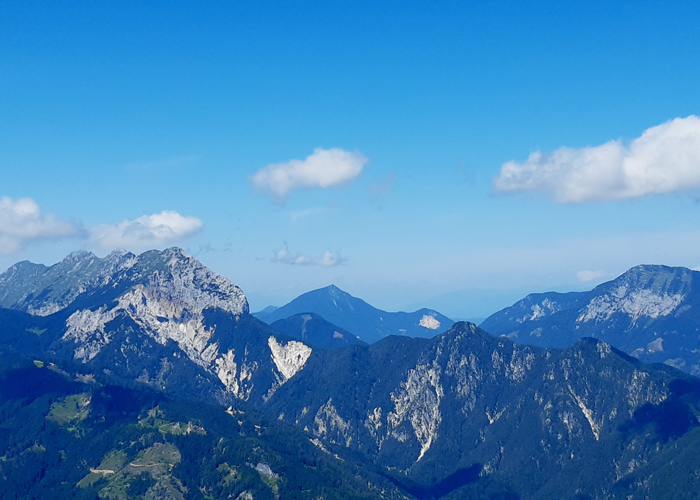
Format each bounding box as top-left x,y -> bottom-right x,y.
254,285 -> 454,343
481,265 -> 700,376
2,249 -> 700,499
266,322 -> 700,499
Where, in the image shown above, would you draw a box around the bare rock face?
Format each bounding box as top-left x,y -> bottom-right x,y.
59,248 -> 249,365
267,337 -> 312,382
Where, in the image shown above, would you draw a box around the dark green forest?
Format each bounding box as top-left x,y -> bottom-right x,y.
0,352 -> 405,500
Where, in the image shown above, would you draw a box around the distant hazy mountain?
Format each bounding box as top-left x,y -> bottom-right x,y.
255,285 -> 454,343
255,305 -> 279,316
270,313 -> 365,349
481,265 -> 700,375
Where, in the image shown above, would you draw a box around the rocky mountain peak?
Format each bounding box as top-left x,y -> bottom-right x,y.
579,265 -> 693,325
602,264 -> 695,296
481,263 -> 700,376
63,249 -> 97,263
140,248 -> 249,315
0,247 -> 249,317
43,248 -> 278,402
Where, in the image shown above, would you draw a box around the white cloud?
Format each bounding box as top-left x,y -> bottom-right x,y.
250,148 -> 368,200
271,243 -> 346,267
577,270 -> 606,282
0,197 -> 79,254
89,210 -> 203,249
493,116 -> 700,202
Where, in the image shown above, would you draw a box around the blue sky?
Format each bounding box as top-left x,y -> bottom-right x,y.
2,1 -> 700,319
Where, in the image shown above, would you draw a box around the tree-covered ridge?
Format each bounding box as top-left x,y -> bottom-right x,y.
0,352 -> 406,500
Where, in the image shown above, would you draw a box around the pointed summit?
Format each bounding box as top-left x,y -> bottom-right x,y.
325,284 -> 343,295
63,249 -> 96,262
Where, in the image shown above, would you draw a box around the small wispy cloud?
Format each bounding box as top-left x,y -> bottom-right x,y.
271,242 -> 346,267
493,116 -> 700,202
577,270 -> 606,283
191,243 -> 216,257
289,207 -> 326,222
89,210 -> 203,250
0,197 -> 80,254
249,148 -> 368,201
366,171 -> 396,203
455,160 -> 476,185
124,155 -> 200,172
